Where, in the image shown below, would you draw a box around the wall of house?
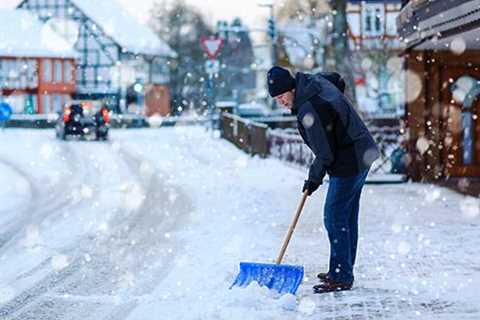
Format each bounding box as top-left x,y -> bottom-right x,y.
405,50 -> 480,180
38,58 -> 76,113
0,56 -> 75,114
144,84 -> 171,117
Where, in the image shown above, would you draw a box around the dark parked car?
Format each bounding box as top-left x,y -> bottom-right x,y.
55,102 -> 110,141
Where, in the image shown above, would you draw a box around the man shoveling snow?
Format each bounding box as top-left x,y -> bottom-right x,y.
267,66 -> 379,294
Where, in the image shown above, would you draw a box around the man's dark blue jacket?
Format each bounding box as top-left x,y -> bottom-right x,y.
292,72 -> 379,184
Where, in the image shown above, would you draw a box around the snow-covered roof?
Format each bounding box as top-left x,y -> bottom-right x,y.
0,10 -> 77,59
69,0 -> 177,58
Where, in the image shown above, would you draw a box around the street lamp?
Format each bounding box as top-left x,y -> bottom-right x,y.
257,0 -> 277,67
258,0 -> 278,110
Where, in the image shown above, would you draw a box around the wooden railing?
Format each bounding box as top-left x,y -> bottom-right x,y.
268,129 -> 314,167
220,113 -> 269,157
220,112 -> 405,176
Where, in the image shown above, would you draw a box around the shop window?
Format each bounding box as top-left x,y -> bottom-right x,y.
451,75 -> 480,165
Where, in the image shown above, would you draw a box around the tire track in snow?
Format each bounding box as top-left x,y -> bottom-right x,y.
0,139 -> 192,319
0,143 -> 89,254
0,157 -> 39,227
0,142 -> 109,318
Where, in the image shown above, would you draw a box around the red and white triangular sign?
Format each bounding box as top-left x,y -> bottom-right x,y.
200,36 -> 224,59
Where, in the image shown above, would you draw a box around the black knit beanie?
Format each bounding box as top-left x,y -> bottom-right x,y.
267,66 -> 295,97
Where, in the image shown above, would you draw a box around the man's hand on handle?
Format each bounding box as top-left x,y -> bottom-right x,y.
302,180 -> 320,196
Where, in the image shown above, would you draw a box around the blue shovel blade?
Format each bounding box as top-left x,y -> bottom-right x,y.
230,262 -> 304,295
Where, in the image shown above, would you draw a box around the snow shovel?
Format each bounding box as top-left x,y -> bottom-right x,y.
230,191 -> 308,295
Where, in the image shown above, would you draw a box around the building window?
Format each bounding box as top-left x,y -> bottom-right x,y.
365,8 -> 372,32
462,111 -> 474,165
363,4 -> 384,35
53,95 -> 63,113
64,94 -> 71,107
375,9 -> 382,32
64,61 -> 73,83
54,60 -> 62,83
24,94 -> 37,114
42,94 -> 51,113
43,60 -> 52,82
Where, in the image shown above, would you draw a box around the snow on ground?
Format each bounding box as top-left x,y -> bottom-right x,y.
0,127 -> 479,319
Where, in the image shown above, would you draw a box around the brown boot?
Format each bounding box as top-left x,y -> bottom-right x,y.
313,279 -> 353,294
317,272 -> 330,281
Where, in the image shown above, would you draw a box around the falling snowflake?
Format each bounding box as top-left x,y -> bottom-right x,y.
51,254 -> 69,271
416,137 -> 430,155
405,70 -> 422,103
397,241 -> 411,255
450,37 -> 466,55
302,113 -> 315,128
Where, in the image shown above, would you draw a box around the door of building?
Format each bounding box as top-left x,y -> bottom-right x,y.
441,67 -> 480,176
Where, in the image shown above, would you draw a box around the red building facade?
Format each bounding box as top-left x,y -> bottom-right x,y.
1,56 -> 76,113
0,10 -> 76,114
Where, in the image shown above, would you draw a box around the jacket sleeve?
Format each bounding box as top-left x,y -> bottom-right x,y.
299,102 -> 335,184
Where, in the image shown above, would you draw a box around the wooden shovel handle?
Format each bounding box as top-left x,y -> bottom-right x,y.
275,190 -> 309,264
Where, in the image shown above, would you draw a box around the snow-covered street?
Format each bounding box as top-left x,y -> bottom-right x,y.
1,127 -> 479,319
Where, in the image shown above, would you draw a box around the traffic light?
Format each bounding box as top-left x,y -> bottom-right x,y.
217,20 -> 229,41
267,17 -> 276,40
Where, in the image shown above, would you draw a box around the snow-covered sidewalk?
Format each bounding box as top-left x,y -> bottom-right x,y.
0,127 -> 479,319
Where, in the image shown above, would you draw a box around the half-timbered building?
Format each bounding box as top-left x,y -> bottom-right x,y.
346,0 -> 404,116
18,0 -> 176,115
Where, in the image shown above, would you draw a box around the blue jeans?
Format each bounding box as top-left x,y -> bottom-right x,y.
324,169 -> 369,284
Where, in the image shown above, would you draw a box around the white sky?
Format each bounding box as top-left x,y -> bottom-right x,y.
0,0 -> 270,29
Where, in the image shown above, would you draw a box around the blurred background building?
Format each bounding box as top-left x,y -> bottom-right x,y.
14,0 -> 176,115
0,9 -> 76,114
